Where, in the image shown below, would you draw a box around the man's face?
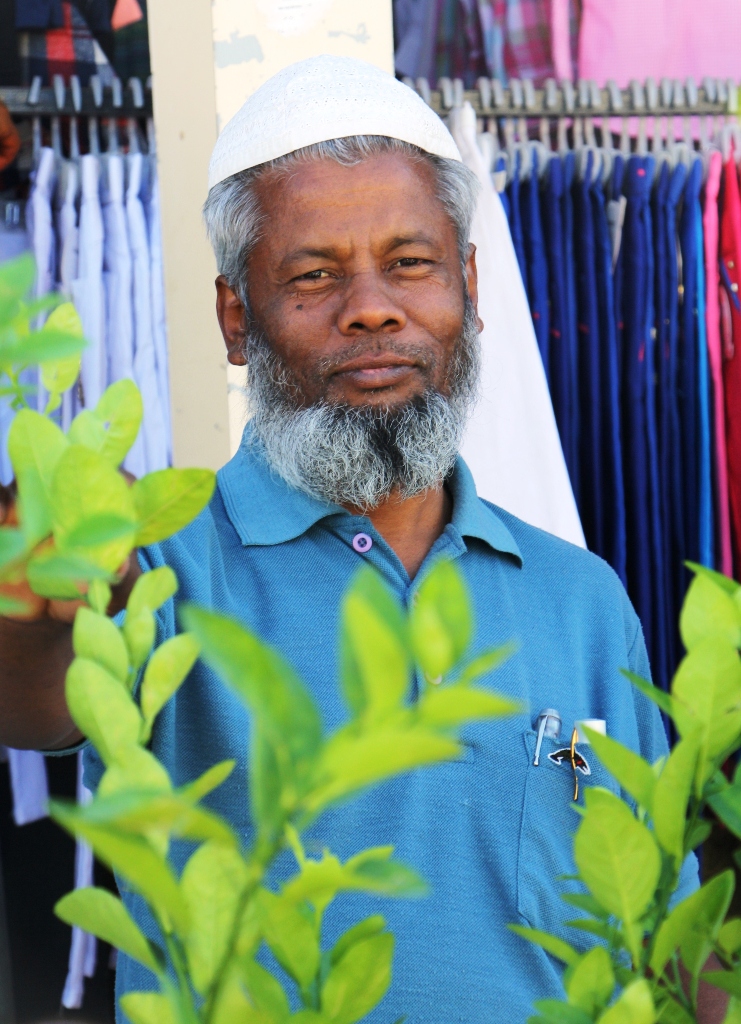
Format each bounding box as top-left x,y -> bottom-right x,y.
216,151 -> 481,411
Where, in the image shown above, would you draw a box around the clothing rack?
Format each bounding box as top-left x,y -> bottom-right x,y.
402,75 -> 737,120
0,75 -> 152,119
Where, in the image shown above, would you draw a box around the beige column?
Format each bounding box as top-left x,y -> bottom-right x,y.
146,0 -> 394,468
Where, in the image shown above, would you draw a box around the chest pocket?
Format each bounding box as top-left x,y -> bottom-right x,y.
517,730 -> 619,947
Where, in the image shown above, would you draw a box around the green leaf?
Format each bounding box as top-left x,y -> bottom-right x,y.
26,549 -> 113,600
76,788 -> 237,847
565,946 -> 615,1016
98,747 -> 171,798
8,408 -> 69,545
240,958 -> 291,1022
1,328 -> 86,366
561,892 -> 608,919
132,469 -> 215,546
0,253 -> 35,310
255,888 -> 321,990
417,683 -> 520,728
672,638 -> 741,791
55,887 -> 160,974
574,789 -> 660,962
50,803 -> 188,934
709,782 -> 741,841
341,568 -> 411,723
65,657 -> 142,767
127,566 -> 178,618
68,410 -> 107,453
181,842 -> 248,994
181,606 -> 323,835
685,562 -> 740,596
624,670 -> 674,717
306,729 -> 460,811
581,728 -> 655,811
340,567 -> 407,719
719,918 -> 741,956
0,527 -> 26,569
654,994 -> 695,1024
330,917 -> 386,967
40,303 -> 83,403
140,633 -> 200,741
321,932 -> 394,1024
0,594 -> 29,616
64,513 -> 139,550
123,609 -> 156,672
701,971 -> 741,999
347,857 -> 426,897
51,445 -> 137,572
72,606 -> 129,683
596,980 -> 655,1024
119,992 -> 177,1024
680,571 -> 741,650
91,379 -> 144,467
507,925 -> 579,966
457,642 -> 518,685
565,919 -> 623,947
177,760 -> 236,805
652,732 -> 700,862
531,1001 -> 593,1024
409,559 -> 472,680
650,872 -> 735,978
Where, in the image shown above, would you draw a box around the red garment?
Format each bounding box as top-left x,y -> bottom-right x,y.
719,156 -> 741,580
704,151 -> 733,577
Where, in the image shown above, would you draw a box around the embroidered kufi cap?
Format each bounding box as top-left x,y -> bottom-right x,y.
208,54 -> 461,190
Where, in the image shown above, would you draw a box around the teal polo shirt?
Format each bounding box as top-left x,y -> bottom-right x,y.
84,428 -> 698,1023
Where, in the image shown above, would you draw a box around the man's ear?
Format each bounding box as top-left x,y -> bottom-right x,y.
464,244 -> 484,333
215,275 -> 248,366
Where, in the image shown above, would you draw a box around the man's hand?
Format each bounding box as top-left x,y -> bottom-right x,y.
0,481 -> 140,750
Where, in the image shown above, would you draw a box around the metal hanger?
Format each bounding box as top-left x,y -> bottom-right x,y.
88,74 -> 103,156
69,76 -> 81,161
559,78 -> 574,155
51,75 -> 65,159
127,77 -> 143,154
27,76 -> 43,165
631,79 -> 647,155
107,76 -> 122,153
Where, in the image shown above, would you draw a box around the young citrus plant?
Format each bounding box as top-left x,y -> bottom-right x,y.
0,253 -> 519,1024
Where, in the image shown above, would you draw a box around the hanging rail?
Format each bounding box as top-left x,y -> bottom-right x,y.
0,76 -> 152,118
402,75 -> 738,119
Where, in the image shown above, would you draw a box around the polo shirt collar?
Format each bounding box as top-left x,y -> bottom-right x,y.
218,423 -> 522,563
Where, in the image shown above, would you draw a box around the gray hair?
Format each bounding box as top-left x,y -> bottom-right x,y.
202,135 -> 479,312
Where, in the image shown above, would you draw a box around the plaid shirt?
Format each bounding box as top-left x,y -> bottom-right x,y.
18,1 -> 110,86
478,0 -> 579,85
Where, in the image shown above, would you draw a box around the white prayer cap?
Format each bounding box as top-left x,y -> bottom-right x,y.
208,54 -> 461,190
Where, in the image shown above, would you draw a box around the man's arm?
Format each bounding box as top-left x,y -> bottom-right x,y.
0,485 -> 140,750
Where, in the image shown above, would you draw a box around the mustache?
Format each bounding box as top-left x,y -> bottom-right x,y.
314,339 -> 437,378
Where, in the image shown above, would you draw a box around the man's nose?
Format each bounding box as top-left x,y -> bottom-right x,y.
336,271 -> 407,335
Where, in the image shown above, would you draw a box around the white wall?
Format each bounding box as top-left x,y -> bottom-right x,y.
146,0 -> 394,467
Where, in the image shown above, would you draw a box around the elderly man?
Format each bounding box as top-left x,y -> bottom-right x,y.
0,56 -> 711,1021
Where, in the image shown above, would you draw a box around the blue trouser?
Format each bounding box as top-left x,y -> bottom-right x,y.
542,155 -> 578,490
621,156 -> 656,675
520,149 -> 550,375
562,151 -> 580,506
679,159 -> 702,570
506,151 -> 528,290
592,166 -> 627,587
574,151 -> 604,557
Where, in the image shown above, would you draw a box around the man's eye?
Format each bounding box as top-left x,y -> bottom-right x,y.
394,258 -> 426,268
299,269 -> 330,280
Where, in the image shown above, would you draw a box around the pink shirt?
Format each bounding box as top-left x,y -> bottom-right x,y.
552,0 -> 741,85
704,150 -> 733,577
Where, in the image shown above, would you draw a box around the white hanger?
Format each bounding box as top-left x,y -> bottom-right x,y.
88,74 -> 103,156
51,74 -> 65,160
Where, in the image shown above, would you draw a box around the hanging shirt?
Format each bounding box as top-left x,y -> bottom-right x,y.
719,155 -> 741,581
450,104 -> 584,546
126,152 -> 168,473
519,147 -> 550,377
6,747 -> 48,826
26,146 -> 56,414
79,428 -> 698,1024
505,149 -> 527,289
73,153 -> 107,410
0,218 -> 30,485
145,157 -> 172,465
61,752 -> 97,1010
55,160 -> 80,431
703,151 -> 733,577
576,0 -> 741,89
100,152 -> 147,478
561,150 -> 580,505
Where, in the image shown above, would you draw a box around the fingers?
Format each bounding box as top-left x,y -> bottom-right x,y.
48,598 -> 87,624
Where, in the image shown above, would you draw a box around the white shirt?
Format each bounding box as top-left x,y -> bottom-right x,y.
73,155 -> 107,410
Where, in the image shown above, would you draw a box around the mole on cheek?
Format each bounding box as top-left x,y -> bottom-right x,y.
296,304 -> 303,310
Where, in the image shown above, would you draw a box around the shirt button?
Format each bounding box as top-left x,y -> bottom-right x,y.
352,532 -> 372,554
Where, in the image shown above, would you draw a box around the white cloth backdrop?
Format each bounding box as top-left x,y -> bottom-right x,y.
450,103 -> 586,548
